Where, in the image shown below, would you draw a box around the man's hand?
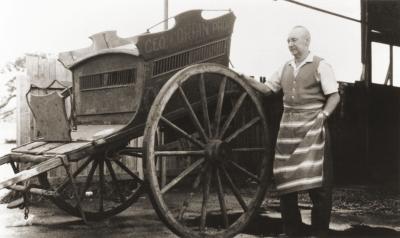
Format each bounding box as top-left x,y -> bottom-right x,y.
238,73 -> 253,81
238,73 -> 273,95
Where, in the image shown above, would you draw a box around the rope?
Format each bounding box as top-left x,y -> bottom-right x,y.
279,0 -> 361,23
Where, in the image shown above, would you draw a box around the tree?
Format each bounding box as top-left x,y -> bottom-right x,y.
0,57 -> 25,121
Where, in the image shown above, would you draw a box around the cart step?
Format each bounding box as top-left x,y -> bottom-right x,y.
6,197 -> 24,209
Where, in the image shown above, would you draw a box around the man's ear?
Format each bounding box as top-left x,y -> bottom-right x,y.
306,38 -> 311,46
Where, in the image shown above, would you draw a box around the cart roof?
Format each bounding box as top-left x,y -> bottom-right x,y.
58,9 -> 235,69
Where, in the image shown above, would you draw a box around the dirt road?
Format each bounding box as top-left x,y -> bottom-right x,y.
0,187 -> 399,238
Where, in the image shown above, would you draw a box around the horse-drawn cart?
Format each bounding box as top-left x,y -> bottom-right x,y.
0,10 -> 273,238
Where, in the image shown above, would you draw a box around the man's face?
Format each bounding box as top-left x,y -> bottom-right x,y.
287,28 -> 309,58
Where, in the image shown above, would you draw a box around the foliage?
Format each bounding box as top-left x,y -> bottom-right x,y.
0,56 -> 26,121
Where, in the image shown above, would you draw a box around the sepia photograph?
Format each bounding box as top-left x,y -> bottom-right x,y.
0,0 -> 398,237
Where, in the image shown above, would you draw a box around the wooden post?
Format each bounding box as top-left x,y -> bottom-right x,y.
164,0 -> 169,30
360,0 -> 370,180
159,0 -> 168,187
16,74 -> 30,146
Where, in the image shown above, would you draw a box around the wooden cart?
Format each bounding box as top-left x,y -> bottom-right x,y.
0,10 -> 273,238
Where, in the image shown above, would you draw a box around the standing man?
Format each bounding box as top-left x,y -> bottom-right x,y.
245,25 -> 340,236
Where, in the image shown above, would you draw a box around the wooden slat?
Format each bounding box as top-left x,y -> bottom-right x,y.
0,154 -> 11,166
48,58 -> 57,82
8,184 -> 58,197
71,124 -> 125,141
17,75 -> 31,145
30,142 -> 65,154
0,158 -> 63,190
44,142 -> 92,155
9,153 -> 53,164
12,141 -> 47,153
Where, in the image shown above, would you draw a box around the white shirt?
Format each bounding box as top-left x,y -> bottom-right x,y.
265,52 -> 338,95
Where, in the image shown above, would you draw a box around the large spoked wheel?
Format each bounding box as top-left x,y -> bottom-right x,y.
38,147 -> 146,221
144,63 -> 273,237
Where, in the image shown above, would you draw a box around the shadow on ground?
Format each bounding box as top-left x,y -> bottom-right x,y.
244,213 -> 400,237
192,212 -> 400,238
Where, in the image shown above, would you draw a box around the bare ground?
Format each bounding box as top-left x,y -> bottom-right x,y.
0,185 -> 398,238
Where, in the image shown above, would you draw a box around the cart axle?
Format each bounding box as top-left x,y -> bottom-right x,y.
205,140 -> 232,163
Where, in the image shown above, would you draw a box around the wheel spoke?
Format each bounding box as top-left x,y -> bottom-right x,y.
200,167 -> 212,231
98,159 -> 105,212
177,193 -> 193,221
178,86 -> 208,142
199,74 -> 212,136
161,158 -> 205,194
214,76 -> 227,138
176,162 -> 207,222
118,150 -> 143,158
105,159 -> 126,202
231,147 -> 265,152
56,157 -> 92,192
216,168 -> 229,228
220,165 -> 248,212
227,160 -> 260,184
219,92 -> 247,139
224,117 -> 261,142
161,116 -> 204,148
192,161 -> 208,190
114,159 -> 144,184
155,150 -> 205,156
80,159 -> 98,200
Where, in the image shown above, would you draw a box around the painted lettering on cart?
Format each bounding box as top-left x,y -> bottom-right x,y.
143,19 -> 232,54
137,10 -> 235,59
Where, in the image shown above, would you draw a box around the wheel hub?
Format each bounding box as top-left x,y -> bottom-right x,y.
204,139 -> 231,163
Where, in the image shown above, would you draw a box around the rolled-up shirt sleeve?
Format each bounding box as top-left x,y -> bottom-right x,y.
318,60 -> 338,95
265,66 -> 284,92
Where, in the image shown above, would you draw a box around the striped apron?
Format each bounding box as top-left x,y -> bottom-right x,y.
273,104 -> 326,195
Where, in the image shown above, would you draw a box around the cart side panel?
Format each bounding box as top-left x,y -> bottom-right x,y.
72,53 -> 145,125
126,11 -> 236,131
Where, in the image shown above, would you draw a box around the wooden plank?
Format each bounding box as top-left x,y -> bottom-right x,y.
12,141 -> 47,153
48,58 -> 57,82
0,158 -> 63,190
31,57 -> 50,88
71,124 -> 125,141
0,154 -> 11,166
9,153 -> 52,164
64,65 -> 73,83
26,55 -> 39,82
55,60 -> 67,82
137,137 -> 143,179
45,142 -> 92,155
8,184 -> 58,197
30,143 -> 65,154
16,75 -> 32,146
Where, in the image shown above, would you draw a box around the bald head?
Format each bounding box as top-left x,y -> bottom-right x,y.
287,26 -> 311,60
291,26 -> 311,42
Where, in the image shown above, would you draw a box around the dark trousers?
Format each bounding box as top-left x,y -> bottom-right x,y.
280,186 -> 332,236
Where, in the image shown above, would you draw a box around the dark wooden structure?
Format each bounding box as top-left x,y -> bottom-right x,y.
329,0 -> 400,188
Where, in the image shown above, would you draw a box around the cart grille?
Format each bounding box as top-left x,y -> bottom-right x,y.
79,68 -> 136,91
152,39 -> 227,77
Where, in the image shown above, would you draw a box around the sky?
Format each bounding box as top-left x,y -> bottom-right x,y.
0,0 -> 362,83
